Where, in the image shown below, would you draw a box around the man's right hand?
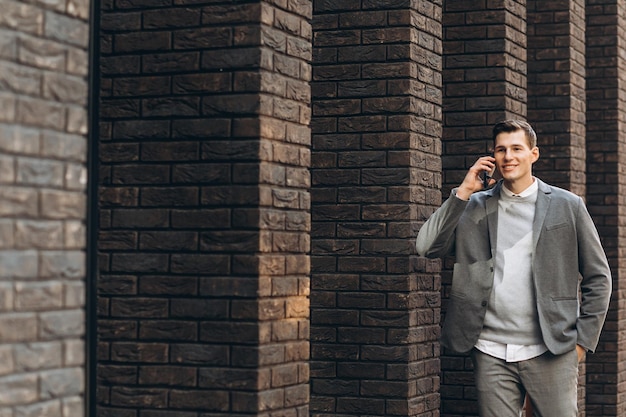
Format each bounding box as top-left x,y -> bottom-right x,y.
456,156 -> 496,200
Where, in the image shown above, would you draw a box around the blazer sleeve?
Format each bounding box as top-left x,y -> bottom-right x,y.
416,190 -> 468,258
575,198 -> 612,352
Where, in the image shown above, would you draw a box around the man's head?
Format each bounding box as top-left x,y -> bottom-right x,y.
491,119 -> 539,194
492,119 -> 537,149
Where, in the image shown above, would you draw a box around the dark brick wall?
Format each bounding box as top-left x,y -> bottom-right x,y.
585,1 -> 626,415
310,2 -> 442,416
97,1 -> 311,415
89,0 -> 626,416
440,1 -> 527,415
528,0 -> 587,197
527,1 -> 588,413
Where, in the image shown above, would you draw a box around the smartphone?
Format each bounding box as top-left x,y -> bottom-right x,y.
481,170 -> 492,189
482,153 -> 495,189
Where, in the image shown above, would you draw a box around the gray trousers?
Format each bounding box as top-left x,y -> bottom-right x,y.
470,348 -> 579,417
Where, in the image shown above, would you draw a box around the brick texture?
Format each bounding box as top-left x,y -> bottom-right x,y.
441,1 -> 527,415
0,0 -> 89,414
585,1 -> 626,415
91,1 -> 626,416
98,1 -> 311,416
528,0 -> 587,197
6,0 -> 626,415
527,1 -> 588,413
311,2 -> 442,417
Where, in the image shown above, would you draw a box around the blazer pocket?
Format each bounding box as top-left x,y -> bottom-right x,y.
551,296 -> 577,301
545,222 -> 570,231
449,290 -> 467,300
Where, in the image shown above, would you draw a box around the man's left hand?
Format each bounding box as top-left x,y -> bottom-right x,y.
576,344 -> 586,363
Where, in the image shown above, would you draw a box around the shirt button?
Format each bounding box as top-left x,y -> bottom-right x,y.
481,301 -> 487,307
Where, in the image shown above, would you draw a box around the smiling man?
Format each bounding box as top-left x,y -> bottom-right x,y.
416,119 -> 612,417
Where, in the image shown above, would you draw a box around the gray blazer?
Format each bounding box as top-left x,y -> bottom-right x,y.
416,179 -> 612,355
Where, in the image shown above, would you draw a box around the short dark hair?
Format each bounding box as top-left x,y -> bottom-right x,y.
492,119 -> 537,149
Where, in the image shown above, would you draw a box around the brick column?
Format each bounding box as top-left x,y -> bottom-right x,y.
311,2 -> 442,416
527,2 -> 588,414
528,0 -> 587,197
585,1 -> 626,415
98,1 -> 311,415
441,1 -> 526,415
0,0 -> 90,415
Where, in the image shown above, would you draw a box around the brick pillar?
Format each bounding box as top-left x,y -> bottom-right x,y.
97,1 -> 311,415
528,0 -> 587,196
441,1 -> 527,415
526,2 -> 588,414
310,2 -> 442,416
585,1 -> 626,415
0,0 -> 90,414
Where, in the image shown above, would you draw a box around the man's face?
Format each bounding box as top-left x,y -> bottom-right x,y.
494,129 -> 539,189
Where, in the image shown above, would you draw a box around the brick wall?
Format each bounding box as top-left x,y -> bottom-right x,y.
585,1 -> 626,415
441,1 -> 527,415
0,0 -> 90,414
88,1 -> 626,416
528,0 -> 587,197
310,2 -> 442,416
98,0 -> 311,415
527,1 -> 588,413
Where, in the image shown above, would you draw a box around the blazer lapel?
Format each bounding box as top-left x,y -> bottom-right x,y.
532,179 -> 552,250
485,183 -> 500,258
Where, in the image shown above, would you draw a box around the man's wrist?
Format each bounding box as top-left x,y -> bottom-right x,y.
455,186 -> 472,201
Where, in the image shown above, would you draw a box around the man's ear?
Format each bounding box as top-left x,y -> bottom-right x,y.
531,146 -> 539,163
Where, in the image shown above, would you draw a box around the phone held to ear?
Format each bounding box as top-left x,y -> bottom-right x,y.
482,153 -> 495,189
482,170 -> 492,189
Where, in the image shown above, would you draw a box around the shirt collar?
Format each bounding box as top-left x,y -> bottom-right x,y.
502,177 -> 538,198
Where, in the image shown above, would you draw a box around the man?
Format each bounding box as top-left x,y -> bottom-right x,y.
416,120 -> 612,416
